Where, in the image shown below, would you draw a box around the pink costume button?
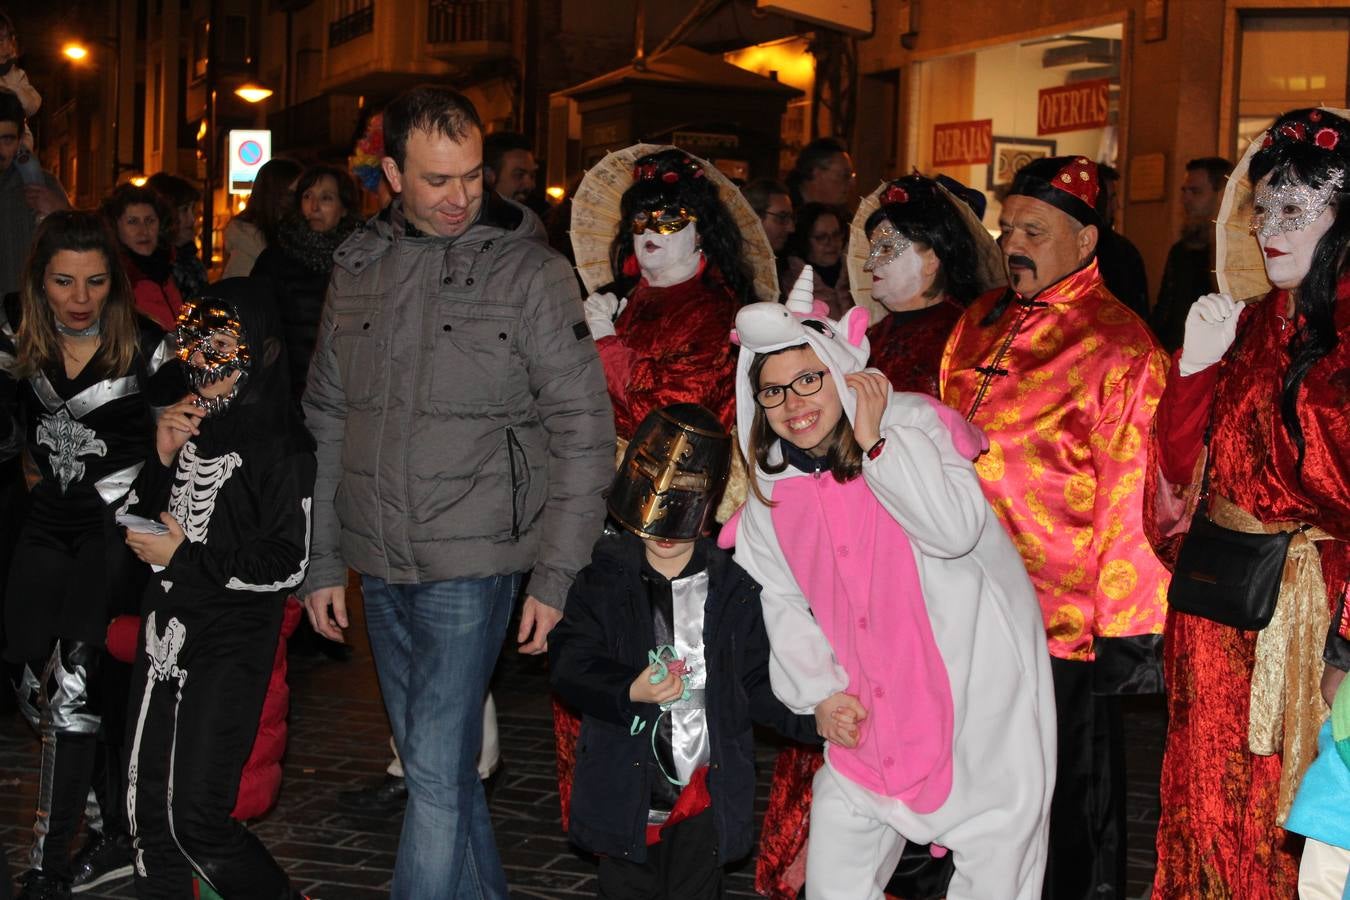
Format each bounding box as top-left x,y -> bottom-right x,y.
837,545 -> 849,557
856,617 -> 867,630
883,756 -> 895,767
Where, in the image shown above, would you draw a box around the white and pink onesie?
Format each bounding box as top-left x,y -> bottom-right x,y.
729,301 -> 1056,900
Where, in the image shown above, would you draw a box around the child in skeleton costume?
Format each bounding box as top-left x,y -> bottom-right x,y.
119,277 -> 315,900
729,298 -> 1056,900
549,404 -> 818,899
0,211 -> 181,900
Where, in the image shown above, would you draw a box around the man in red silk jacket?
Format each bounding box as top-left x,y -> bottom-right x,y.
941,156 -> 1170,900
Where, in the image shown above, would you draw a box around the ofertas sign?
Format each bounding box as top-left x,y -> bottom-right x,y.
1037,79 -> 1110,136
932,119 -> 993,166
228,130 -> 272,195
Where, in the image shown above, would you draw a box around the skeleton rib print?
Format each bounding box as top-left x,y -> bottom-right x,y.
168,441 -> 243,544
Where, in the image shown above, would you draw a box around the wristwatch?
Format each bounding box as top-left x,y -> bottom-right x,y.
866,437 -> 886,460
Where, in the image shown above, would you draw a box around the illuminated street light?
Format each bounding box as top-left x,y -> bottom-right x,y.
62,42 -> 89,61
546,186 -> 565,201
130,175 -> 148,186
234,83 -> 273,104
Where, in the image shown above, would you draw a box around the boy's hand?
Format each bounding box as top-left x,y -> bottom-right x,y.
156,397 -> 202,466
125,513 -> 186,568
815,691 -> 867,748
629,664 -> 685,706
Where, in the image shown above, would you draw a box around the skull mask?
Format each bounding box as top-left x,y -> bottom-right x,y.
174,299 -> 251,416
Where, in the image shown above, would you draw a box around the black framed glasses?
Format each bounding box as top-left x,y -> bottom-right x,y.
754,370 -> 828,408
763,211 -> 793,224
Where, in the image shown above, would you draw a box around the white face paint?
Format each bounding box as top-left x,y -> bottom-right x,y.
870,244 -> 937,312
1258,201 -> 1336,290
633,223 -> 701,287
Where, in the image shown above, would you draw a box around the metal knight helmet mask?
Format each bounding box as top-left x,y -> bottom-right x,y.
608,404 -> 731,541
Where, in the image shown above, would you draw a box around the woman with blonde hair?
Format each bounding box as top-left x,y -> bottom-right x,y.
1,211 -> 181,899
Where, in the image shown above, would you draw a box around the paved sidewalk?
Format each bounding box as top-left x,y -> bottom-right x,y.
2,589 -> 1164,898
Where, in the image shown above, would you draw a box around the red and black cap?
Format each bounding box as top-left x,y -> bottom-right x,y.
1009,155 -> 1102,228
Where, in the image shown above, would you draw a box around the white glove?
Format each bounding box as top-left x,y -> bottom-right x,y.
583,292 -> 627,341
1178,293 -> 1240,376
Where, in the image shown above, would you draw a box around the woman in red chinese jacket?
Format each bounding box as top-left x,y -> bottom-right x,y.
1150,107 -> 1350,899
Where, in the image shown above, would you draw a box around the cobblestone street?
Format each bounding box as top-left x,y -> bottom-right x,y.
3,588 -> 1165,899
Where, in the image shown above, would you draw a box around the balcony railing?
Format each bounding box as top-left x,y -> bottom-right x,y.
329,4 -> 375,48
427,0 -> 510,45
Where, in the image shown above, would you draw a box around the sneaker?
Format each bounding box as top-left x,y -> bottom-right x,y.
69,831 -> 134,893
16,870 -> 72,900
336,774 -> 407,814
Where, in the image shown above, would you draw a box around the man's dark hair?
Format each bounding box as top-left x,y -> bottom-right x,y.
383,86 -> 483,170
146,172 -> 202,208
0,88 -> 24,130
791,138 -> 848,179
740,177 -> 790,217
1186,156 -> 1233,192
483,130 -> 531,178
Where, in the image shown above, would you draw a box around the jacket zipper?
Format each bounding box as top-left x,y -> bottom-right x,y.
505,425 -> 524,540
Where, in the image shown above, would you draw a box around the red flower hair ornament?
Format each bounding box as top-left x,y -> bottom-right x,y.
883,184 -> 910,205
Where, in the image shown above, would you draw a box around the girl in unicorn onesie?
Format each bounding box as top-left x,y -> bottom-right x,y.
728,295 -> 1056,899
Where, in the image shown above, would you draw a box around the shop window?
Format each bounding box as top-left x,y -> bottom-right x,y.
909,23 -> 1123,229
1237,15 -> 1349,158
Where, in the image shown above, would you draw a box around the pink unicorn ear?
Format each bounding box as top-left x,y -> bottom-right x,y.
843,307 -> 869,347
729,327 -> 741,347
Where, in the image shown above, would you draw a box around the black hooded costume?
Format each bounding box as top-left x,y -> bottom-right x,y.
0,293 -> 181,891
119,277 -> 315,900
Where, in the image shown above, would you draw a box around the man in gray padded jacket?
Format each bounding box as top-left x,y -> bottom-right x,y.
301,86 -> 614,900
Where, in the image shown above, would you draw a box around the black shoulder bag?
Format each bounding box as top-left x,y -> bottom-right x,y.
1166,326 -> 1308,631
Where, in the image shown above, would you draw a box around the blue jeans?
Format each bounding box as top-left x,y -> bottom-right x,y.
363,573 -> 522,900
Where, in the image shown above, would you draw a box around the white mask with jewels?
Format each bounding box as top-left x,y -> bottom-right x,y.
870,242 -> 930,312
862,219 -> 913,273
1251,171 -> 1342,238
1253,171 -> 1341,289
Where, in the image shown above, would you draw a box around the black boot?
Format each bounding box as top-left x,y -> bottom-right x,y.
15,869 -> 72,900
69,831 -> 133,893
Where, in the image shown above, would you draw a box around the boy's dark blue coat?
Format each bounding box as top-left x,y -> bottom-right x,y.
549,531 -> 820,864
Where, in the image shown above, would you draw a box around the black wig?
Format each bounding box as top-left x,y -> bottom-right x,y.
1247,107 -> 1350,472
606,148 -> 754,305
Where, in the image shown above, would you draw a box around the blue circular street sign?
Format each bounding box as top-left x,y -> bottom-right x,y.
238,140 -> 263,165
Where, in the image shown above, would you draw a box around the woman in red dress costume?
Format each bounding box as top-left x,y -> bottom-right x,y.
1149,107 -> 1350,899
755,174 -> 1003,900
556,147 -> 757,828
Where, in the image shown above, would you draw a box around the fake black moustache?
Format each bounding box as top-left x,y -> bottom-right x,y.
1008,255 -> 1037,273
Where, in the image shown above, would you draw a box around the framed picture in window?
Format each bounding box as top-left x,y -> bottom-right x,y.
987,137 -> 1058,190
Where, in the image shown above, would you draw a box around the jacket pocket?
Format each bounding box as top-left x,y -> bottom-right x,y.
429,313 -> 517,408
505,425 -> 527,541
331,308 -> 378,404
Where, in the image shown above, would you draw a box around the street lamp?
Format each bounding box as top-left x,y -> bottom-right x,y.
60,36 -> 126,187
234,83 -> 274,104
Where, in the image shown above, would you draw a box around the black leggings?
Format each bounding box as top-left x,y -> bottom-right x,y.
4,499 -> 140,882
125,600 -> 294,900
